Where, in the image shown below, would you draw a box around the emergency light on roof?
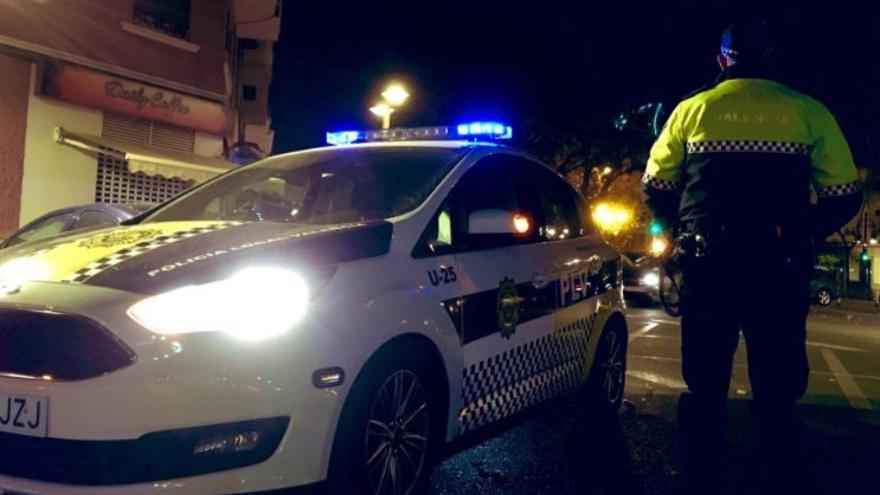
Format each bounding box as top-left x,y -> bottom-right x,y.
326,121 -> 513,145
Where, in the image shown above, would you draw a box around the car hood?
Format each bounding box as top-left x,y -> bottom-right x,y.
0,220 -> 392,295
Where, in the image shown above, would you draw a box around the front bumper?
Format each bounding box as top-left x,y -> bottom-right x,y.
0,417 -> 289,486
0,282 -> 348,494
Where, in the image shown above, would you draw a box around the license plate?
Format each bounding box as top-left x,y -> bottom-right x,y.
0,392 -> 48,438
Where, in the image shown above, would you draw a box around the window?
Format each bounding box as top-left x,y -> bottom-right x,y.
6,213 -> 75,247
415,154 -> 539,256
243,85 -> 258,101
133,0 -> 191,39
524,164 -> 584,241
73,211 -> 119,231
239,38 -> 260,50
145,147 -> 462,225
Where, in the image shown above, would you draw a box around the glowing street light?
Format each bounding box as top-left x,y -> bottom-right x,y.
591,202 -> 633,235
381,84 -> 410,107
371,83 -> 410,129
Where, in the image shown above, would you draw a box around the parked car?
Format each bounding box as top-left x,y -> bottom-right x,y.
0,203 -> 150,249
811,267 -> 839,306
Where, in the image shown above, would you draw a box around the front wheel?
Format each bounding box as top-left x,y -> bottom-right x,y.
816,287 -> 833,306
584,324 -> 628,417
327,349 -> 440,495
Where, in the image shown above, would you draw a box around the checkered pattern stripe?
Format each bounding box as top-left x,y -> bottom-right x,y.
61,223 -> 239,284
816,181 -> 860,198
687,141 -> 811,155
641,174 -> 678,191
459,312 -> 599,433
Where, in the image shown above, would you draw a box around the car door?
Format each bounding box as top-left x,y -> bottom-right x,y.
423,153 -> 560,433
523,161 -> 619,381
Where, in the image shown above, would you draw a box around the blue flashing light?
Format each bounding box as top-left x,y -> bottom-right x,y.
455,121 -> 512,140
326,130 -> 362,145
326,121 -> 513,145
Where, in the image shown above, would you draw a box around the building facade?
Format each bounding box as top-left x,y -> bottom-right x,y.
0,0 -> 280,237
825,168 -> 879,298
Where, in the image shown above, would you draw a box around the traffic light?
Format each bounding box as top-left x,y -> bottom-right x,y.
649,220 -> 664,236
861,249 -> 870,262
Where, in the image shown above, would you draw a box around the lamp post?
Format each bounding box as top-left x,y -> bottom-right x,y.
370,103 -> 393,130
371,83 -> 409,129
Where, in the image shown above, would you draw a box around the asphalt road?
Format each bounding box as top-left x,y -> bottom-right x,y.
429,303 -> 880,495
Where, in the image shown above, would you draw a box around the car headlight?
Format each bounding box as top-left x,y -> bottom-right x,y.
640,271 -> 660,288
129,267 -> 309,341
0,258 -> 50,288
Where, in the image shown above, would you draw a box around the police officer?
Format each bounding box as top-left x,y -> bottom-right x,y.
641,21 -> 862,491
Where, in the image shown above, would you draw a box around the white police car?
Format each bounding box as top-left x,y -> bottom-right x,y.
0,123 -> 627,495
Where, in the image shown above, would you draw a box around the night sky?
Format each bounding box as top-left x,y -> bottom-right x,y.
270,1 -> 880,166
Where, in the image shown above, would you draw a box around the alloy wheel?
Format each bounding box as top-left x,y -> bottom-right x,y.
364,370 -> 430,495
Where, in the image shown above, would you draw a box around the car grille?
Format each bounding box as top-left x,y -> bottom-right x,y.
0,309 -> 136,380
0,417 -> 289,485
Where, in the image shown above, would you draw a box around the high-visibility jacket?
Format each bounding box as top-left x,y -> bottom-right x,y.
642,77 -> 861,236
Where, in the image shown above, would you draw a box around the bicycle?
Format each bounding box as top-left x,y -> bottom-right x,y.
657,256 -> 683,317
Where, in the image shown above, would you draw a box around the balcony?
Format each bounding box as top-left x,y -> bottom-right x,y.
233,0 -> 281,41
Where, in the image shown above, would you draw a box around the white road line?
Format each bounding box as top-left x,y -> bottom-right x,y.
812,307 -> 880,319
629,322 -> 659,343
820,348 -> 874,410
626,370 -> 688,390
807,341 -> 866,353
629,316 -> 680,326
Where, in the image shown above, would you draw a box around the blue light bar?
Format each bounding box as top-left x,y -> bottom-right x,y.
326,122 -> 513,145
455,121 -> 512,139
326,130 -> 363,145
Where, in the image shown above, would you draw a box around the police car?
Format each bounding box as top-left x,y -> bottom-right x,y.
0,122 -> 627,495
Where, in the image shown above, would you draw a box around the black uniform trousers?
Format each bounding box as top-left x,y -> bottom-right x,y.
676,225 -> 811,479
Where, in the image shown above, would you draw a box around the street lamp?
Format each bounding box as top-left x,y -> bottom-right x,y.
371,83 -> 409,129
369,103 -> 394,130
381,84 -> 409,107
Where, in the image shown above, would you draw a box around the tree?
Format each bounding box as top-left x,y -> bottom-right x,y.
521,103 -> 664,253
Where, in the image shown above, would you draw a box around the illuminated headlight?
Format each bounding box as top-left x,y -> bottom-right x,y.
0,258 -> 50,289
641,272 -> 660,288
129,267 -> 309,341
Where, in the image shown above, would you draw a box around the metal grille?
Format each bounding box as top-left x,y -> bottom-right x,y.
95,151 -> 193,205
102,113 -> 195,152
97,114 -> 195,205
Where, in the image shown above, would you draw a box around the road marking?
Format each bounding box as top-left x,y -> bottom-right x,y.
807,341 -> 866,353
629,316 -> 680,326
626,370 -> 688,390
820,348 -> 873,410
811,307 -> 880,320
629,322 -> 658,343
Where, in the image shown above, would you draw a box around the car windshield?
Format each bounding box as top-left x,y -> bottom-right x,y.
143,146 -> 463,225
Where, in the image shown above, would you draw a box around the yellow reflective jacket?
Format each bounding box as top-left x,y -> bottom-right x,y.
642,78 -> 859,232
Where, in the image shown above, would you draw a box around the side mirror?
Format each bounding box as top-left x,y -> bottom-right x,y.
468,209 -> 531,236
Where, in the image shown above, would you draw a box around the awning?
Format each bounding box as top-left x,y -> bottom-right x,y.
53,127 -> 233,183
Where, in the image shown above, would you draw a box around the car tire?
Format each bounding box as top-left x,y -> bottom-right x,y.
816,287 -> 833,306
327,343 -> 443,495
583,322 -> 627,419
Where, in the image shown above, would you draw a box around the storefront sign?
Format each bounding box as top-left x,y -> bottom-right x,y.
41,64 -> 226,135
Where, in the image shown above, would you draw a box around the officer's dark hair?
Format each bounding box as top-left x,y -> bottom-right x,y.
720,20 -> 777,66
